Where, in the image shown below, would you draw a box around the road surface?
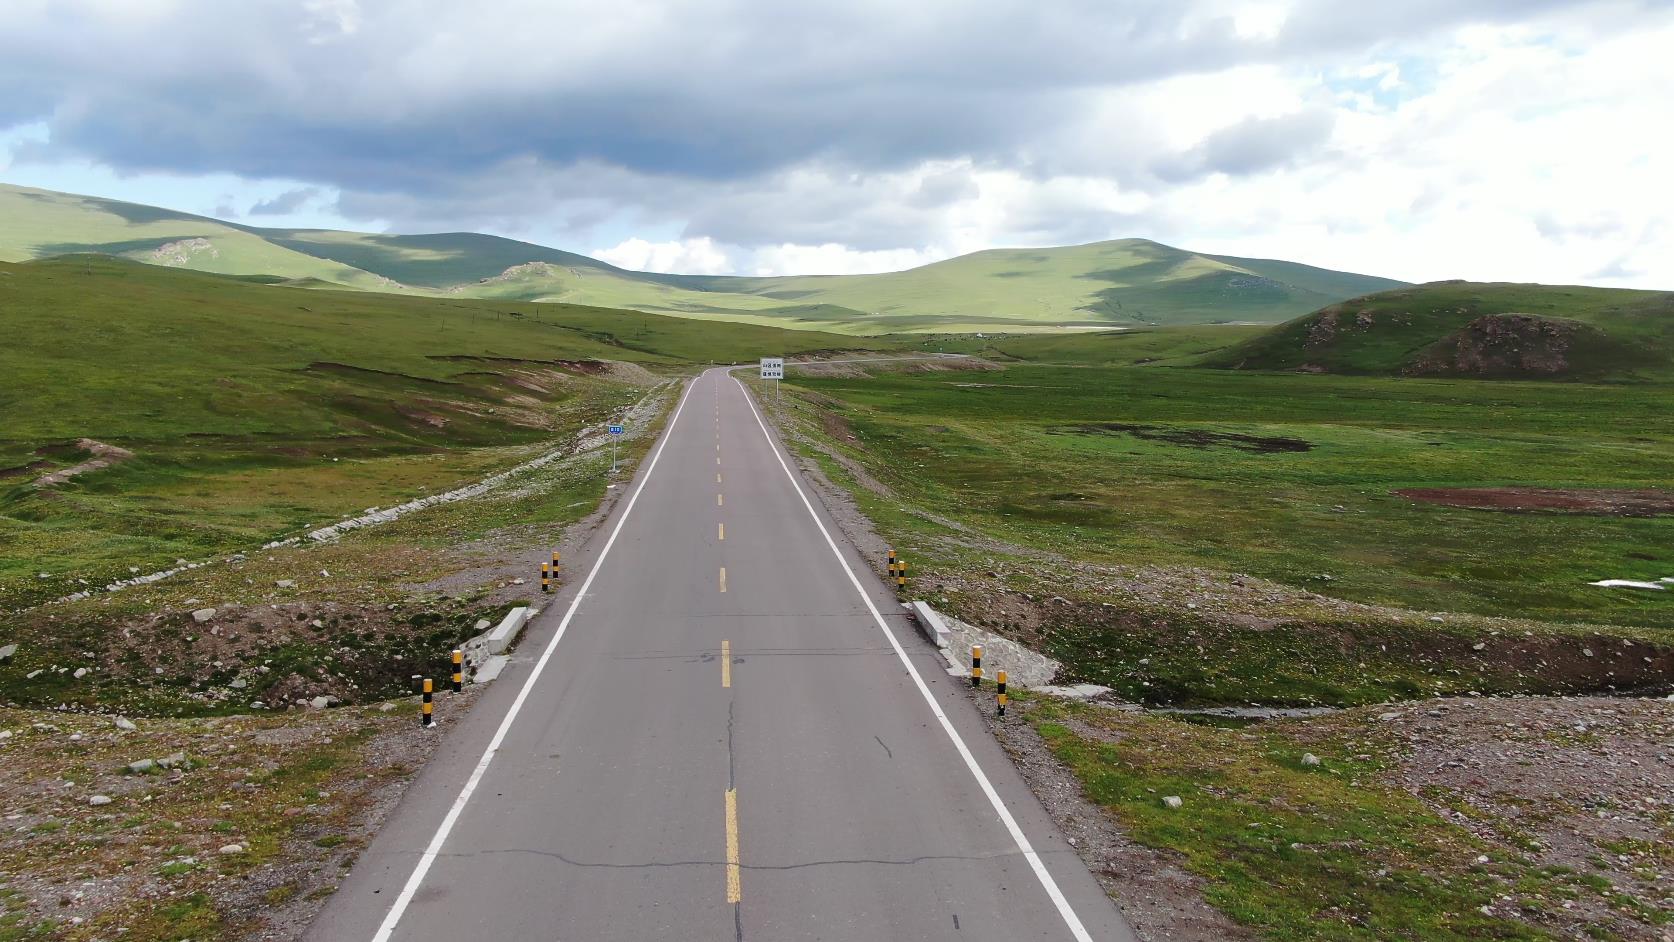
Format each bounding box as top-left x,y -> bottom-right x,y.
306,367 -> 1134,941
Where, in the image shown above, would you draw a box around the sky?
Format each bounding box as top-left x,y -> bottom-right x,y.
2,0 -> 1671,286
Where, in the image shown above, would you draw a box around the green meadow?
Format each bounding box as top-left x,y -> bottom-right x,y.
789,362 -> 1674,632
0,256 -> 884,609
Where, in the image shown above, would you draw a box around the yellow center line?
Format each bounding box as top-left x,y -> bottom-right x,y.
717,473 -> 722,484
721,639 -> 731,687
724,788 -> 741,903
718,522 -> 725,541
717,493 -> 724,506
716,456 -> 721,466
719,566 -> 727,592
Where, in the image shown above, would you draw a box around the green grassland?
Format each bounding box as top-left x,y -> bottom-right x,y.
1209,281 -> 1674,380
0,256 -> 885,609
785,363 -> 1674,635
1,183 -> 1403,334
1020,695 -> 1658,942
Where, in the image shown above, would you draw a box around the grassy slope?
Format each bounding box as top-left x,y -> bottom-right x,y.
0,256 -> 885,607
1211,281 -> 1674,379
788,363 -> 1674,635
2,183 -> 1404,334
0,184 -> 395,290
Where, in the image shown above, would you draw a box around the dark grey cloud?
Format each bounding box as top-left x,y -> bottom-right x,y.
248,186 -> 320,215
1154,109 -> 1337,183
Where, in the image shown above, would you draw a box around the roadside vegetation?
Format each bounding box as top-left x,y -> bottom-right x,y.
761,330 -> 1672,940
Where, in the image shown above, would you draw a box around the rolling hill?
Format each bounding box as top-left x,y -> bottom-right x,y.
0,182 -> 1403,333
1205,281 -> 1674,380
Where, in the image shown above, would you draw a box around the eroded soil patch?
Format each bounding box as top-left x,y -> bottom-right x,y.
1395,486 -> 1674,517
1054,422 -> 1313,453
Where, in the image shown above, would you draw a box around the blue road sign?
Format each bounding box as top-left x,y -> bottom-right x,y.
609,424 -> 624,435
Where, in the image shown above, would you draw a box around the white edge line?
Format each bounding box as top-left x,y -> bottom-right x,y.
369,377 -> 697,942
728,370 -> 1095,942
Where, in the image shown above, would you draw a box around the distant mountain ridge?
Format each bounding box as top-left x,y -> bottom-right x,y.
0,182 -> 1406,334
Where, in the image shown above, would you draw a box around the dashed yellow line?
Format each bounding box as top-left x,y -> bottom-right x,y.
717,473 -> 722,484
719,567 -> 727,593
718,522 -> 725,541
725,788 -> 741,902
721,639 -> 731,687
717,493 -> 724,507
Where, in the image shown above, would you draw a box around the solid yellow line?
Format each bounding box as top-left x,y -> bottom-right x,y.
719,567 -> 727,593
718,522 -> 725,541
725,788 -> 741,903
721,639 -> 731,687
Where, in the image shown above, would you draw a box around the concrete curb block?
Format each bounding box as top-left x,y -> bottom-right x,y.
907,600 -> 951,648
462,606 -> 538,684
485,607 -> 532,655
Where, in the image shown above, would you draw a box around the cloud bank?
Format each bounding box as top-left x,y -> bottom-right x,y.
1,0 -> 1669,284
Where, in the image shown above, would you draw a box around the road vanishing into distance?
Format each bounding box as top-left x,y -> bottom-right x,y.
306,367 -> 1134,941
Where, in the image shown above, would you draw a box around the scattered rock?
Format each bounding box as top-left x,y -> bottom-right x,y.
191,608 -> 217,623
72,667 -> 89,679
88,795 -> 112,806
1162,795 -> 1184,809
112,717 -> 137,732
127,759 -> 156,774
1301,753 -> 1322,767
0,643 -> 16,663
158,752 -> 188,769
218,844 -> 246,855
276,579 -> 295,589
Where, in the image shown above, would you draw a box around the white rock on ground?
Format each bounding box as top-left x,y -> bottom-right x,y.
0,643 -> 16,662
1162,795 -> 1184,809
191,608 -> 216,622
88,795 -> 112,806
218,844 -> 245,855
1301,753 -> 1322,767
112,717 -> 137,732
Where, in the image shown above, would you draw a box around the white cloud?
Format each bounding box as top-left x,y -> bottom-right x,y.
595,237 -> 731,275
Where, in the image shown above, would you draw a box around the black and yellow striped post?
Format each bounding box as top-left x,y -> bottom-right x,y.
451,648 -> 463,693
421,677 -> 434,727
971,645 -> 983,688
540,562 -> 552,594
552,550 -> 561,575
996,670 -> 1008,716
896,559 -> 907,591
886,549 -> 897,582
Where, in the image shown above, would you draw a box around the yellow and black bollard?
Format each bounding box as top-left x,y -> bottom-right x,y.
996,670 -> 1008,716
886,549 -> 897,581
541,562 -> 552,594
971,645 -> 983,688
451,648 -> 463,693
896,559 -> 907,591
552,550 -> 561,574
421,677 -> 434,727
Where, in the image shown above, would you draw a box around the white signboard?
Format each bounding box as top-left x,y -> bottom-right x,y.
760,357 -> 784,380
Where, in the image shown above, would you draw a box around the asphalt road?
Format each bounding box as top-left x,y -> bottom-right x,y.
306,367 -> 1135,941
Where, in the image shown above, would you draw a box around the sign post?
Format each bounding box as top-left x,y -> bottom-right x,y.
608,422 -> 624,472
760,357 -> 784,399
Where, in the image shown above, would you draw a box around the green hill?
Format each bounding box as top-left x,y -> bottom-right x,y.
1206,281 -> 1674,380
0,182 -> 1404,333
